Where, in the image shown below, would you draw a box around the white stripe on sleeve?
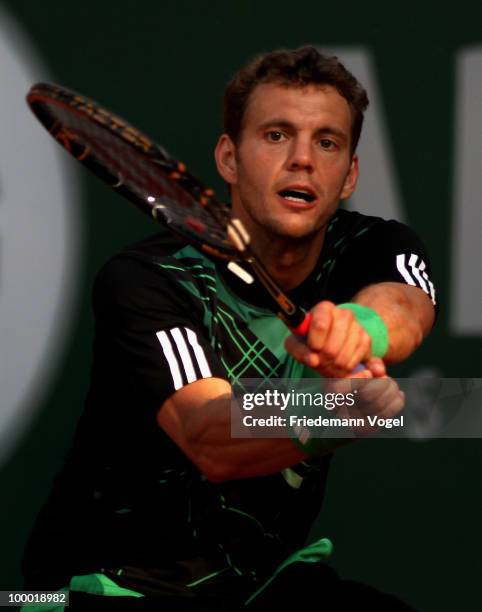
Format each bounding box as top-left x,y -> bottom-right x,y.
396,254 -> 416,286
418,259 -> 437,304
185,328 -> 212,378
170,327 -> 197,383
408,254 -> 429,293
156,330 -> 183,390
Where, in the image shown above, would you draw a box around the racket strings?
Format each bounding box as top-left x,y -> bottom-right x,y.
49,104 -> 232,246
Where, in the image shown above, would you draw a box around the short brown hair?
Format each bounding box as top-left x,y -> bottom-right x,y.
224,46 -> 369,154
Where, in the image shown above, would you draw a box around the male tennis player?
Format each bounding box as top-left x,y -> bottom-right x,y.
23,47 -> 436,610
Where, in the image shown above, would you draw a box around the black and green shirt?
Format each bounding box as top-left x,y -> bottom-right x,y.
22,210 -> 437,603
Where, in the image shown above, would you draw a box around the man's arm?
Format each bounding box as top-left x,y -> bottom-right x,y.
156,283 -> 426,483
157,370 -> 404,483
157,377 -> 307,483
285,283 -> 435,378
155,282 -> 418,483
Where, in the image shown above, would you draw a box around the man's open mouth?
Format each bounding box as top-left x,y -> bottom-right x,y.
278,189 -> 316,203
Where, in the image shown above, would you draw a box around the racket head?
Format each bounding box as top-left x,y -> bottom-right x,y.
27,82 -> 305,328
26,82 -> 237,259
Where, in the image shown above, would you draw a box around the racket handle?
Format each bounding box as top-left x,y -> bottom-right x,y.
289,311 -> 364,375
290,311 -> 312,336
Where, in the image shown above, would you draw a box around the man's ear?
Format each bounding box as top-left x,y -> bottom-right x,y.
340,154 -> 359,200
214,134 -> 237,185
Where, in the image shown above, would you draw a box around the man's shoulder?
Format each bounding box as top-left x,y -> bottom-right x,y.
331,208 -> 403,234
93,230 -> 218,316
97,231 -> 215,287
328,209 -> 419,252
319,208 -> 436,306
115,228 -> 216,266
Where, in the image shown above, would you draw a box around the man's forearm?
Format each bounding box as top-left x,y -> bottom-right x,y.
158,379 -> 308,483
353,281 -> 435,364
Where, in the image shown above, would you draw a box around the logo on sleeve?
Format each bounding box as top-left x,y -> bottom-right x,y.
156,327 -> 212,390
396,254 -> 436,304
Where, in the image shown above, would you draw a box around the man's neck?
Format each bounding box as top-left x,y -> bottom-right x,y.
248,227 -> 327,291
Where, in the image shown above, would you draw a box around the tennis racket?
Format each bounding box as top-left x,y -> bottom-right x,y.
26,82 -> 312,336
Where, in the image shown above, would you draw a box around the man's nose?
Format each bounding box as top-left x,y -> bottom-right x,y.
286,138 -> 315,172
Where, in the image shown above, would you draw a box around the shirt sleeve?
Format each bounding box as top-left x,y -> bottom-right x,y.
91,255 -> 227,412
325,219 -> 438,309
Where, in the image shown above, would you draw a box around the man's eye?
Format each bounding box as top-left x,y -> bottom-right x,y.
266,131 -> 285,142
320,139 -> 336,149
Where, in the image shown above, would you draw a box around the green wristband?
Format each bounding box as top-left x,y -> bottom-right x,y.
337,303 -> 389,358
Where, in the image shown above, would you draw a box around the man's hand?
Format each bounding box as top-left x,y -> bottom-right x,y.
285,301 -> 386,378
327,375 -> 405,435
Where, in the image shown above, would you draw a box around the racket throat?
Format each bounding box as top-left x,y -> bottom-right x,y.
244,257 -> 305,327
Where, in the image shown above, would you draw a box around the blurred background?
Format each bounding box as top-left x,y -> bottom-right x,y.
0,1 -> 481,609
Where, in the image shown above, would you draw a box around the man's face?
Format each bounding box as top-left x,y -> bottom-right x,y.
216,82 -> 359,241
